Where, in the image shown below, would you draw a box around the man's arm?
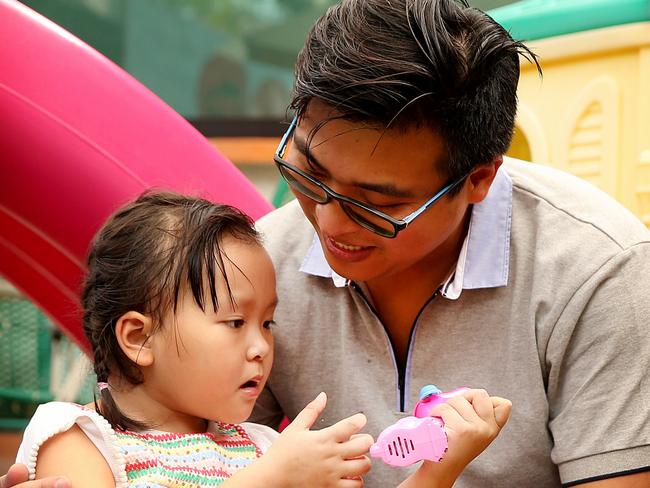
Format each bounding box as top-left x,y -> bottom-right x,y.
547,244 -> 650,485
577,471 -> 650,487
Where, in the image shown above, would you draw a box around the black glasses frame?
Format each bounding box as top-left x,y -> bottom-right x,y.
273,115 -> 466,238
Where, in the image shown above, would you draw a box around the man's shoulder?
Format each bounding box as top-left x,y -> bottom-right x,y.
504,158 -> 650,249
256,199 -> 304,230
256,200 -> 314,262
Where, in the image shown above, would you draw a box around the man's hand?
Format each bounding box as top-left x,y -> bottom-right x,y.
0,464 -> 69,488
398,388 -> 512,488
430,388 -> 511,470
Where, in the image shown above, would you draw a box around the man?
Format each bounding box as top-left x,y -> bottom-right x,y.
250,0 -> 650,487
3,1 -> 649,487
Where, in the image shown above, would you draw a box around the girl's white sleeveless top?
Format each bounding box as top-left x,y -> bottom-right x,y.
16,401 -> 278,487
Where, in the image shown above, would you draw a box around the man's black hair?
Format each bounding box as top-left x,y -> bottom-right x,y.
291,0 -> 541,185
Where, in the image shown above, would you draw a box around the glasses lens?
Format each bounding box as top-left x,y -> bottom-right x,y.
340,202 -> 396,238
279,164 -> 328,203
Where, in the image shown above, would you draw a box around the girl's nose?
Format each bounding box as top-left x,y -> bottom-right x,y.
247,328 -> 272,361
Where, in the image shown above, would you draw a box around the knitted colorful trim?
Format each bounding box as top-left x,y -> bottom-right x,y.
115,423 -> 262,487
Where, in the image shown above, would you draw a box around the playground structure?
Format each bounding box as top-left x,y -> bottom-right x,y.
272,1 -> 650,223
1,0 -> 650,435
0,0 -> 271,430
492,0 -> 650,226
0,0 -> 272,350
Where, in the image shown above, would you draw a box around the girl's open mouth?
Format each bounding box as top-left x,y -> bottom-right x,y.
240,379 -> 259,389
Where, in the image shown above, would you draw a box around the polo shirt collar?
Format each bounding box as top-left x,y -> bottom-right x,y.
299,167 -> 513,297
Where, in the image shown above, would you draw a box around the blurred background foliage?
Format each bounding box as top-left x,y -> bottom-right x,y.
20,0 -> 517,121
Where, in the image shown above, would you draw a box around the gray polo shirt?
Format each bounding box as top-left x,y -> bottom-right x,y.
251,158 -> 650,487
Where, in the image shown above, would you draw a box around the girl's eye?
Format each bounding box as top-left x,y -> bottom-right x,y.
263,320 -> 276,330
224,319 -> 245,328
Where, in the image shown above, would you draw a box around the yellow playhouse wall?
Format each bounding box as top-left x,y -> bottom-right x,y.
510,22 -> 650,226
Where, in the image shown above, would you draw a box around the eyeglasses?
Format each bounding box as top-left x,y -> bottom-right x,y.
273,115 -> 466,238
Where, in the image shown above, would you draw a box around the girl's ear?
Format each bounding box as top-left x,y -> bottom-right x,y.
115,311 -> 155,367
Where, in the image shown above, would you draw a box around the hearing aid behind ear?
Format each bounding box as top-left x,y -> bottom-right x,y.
369,385 -> 469,467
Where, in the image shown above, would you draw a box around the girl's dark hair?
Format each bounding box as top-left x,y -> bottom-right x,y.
291,0 -> 541,189
83,191 -> 260,430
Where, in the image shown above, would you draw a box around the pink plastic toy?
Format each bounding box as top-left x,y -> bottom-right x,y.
412,385 -> 470,418
370,385 -> 469,467
370,416 -> 448,467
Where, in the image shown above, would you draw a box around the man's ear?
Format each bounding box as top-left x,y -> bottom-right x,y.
115,311 -> 155,367
466,156 -> 503,204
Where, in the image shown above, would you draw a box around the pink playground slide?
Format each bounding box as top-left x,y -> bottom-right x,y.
0,0 -> 273,351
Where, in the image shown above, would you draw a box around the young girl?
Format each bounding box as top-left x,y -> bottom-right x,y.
11,192 -> 511,488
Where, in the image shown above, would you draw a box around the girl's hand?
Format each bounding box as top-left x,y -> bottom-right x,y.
398,389 -> 512,488
262,392 -> 373,487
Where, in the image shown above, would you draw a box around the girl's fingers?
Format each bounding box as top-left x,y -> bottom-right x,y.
325,413 -> 368,443
339,456 -> 372,480
338,477 -> 364,488
287,392 -> 327,431
339,433 -> 374,458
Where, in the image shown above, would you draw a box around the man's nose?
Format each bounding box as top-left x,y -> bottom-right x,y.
314,198 -> 361,234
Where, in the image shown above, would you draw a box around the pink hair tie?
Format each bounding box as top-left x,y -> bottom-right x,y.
97,382 -> 109,391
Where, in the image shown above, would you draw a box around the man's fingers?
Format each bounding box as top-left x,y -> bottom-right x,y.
326,412 -> 367,442
491,396 -> 512,428
287,392 -> 327,431
3,464 -> 29,488
445,394 -> 482,423
37,480 -> 70,488
1,465 -> 70,488
447,389 -> 512,429
429,402 -> 464,428
463,389 -> 494,422
339,433 -> 374,458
